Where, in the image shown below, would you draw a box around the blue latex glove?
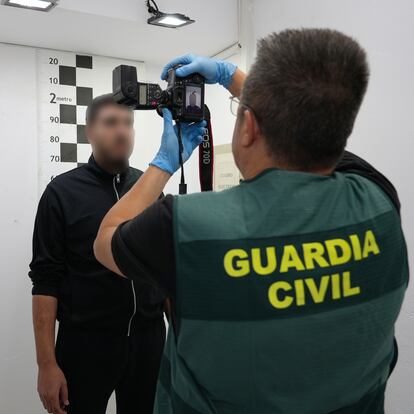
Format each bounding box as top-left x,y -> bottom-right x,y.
161,54 -> 237,88
150,108 -> 207,175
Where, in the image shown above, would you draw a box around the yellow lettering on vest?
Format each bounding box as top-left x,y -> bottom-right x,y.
331,273 -> 341,299
294,279 -> 306,306
302,242 -> 330,269
224,249 -> 250,277
349,234 -> 362,261
305,276 -> 330,303
362,230 -> 380,258
280,245 -> 305,273
251,247 -> 277,275
268,281 -> 293,309
325,239 -> 352,266
342,271 -> 361,297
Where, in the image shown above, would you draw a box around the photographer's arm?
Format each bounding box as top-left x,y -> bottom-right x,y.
94,166 -> 170,275
227,68 -> 246,98
161,54 -> 246,97
94,109 -> 206,276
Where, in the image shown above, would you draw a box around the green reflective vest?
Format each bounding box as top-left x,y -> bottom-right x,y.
155,169 -> 408,414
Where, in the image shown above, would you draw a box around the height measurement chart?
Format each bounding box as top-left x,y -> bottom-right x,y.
36,49 -> 144,195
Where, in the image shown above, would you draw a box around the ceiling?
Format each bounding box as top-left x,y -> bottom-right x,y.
0,0 -> 239,65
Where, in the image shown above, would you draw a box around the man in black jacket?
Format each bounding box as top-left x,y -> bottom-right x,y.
29,94 -> 166,414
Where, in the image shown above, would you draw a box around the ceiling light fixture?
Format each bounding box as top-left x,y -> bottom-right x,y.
146,0 -> 195,29
1,0 -> 58,12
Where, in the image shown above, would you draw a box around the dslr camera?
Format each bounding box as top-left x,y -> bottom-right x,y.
112,64 -> 205,122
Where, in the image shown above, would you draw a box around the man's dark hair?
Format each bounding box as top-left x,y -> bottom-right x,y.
85,93 -> 132,126
242,28 -> 369,170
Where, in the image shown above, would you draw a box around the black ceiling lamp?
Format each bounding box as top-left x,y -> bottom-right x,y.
146,0 -> 195,29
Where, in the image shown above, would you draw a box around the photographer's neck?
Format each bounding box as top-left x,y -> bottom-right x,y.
242,156 -> 333,180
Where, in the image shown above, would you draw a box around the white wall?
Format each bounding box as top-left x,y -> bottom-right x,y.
0,46 -> 160,414
0,43 -> 240,413
0,43 -> 40,412
4,2 -> 412,409
249,0 -> 414,412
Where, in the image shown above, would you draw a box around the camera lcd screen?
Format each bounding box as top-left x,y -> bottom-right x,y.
185,85 -> 203,115
139,84 -> 147,105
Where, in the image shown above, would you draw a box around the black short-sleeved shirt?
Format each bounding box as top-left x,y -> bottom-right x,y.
111,151 -> 401,303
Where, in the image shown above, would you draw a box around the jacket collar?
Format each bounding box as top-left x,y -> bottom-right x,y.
86,154 -> 130,182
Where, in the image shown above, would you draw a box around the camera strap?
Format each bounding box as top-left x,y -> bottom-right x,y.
175,123 -> 187,195
175,105 -> 214,195
199,105 -> 214,192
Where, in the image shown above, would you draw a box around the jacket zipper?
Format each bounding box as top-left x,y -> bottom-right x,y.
112,173 -> 137,337
113,174 -> 120,200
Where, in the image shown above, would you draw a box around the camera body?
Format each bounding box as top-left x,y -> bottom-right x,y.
112,65 -> 205,122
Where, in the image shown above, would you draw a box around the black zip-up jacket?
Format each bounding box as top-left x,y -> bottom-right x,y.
29,155 -> 165,335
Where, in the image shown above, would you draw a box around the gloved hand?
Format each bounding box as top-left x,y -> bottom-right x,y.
161,54 -> 237,88
150,108 -> 207,175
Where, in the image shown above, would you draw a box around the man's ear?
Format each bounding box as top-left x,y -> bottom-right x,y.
240,109 -> 261,148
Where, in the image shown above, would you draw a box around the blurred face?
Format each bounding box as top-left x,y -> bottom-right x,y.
86,104 -> 135,164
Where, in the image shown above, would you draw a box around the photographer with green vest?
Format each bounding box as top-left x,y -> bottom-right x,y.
94,28 -> 408,414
